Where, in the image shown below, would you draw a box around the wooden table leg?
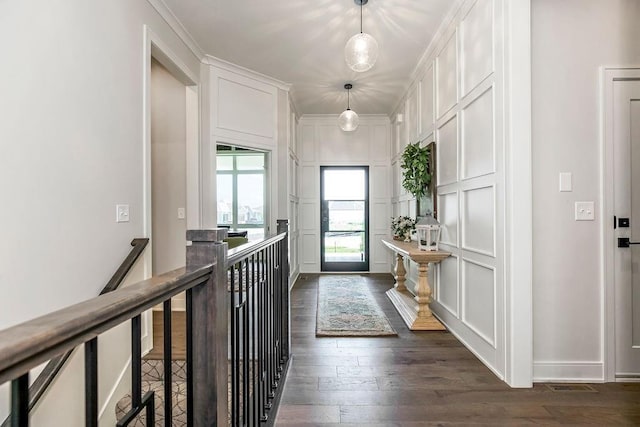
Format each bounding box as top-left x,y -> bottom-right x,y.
412,261 -> 446,330
394,253 -> 407,291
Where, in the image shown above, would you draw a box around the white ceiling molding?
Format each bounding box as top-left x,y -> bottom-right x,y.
145,0 -> 206,61
204,55 -> 292,92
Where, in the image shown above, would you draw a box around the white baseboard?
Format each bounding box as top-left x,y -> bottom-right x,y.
533,361 -> 604,382
99,357 -> 132,424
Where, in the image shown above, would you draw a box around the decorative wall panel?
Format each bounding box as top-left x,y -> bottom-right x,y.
437,115 -> 459,186
462,186 -> 494,255
462,87 -> 494,179
438,191 -> 459,246
461,0 -> 494,95
438,255 -> 459,316
437,32 -> 458,117
462,259 -> 495,345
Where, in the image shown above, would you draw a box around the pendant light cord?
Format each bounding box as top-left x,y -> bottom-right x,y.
360,1 -> 363,33
348,88 -> 351,110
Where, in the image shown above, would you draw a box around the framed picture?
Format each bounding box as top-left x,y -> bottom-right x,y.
416,141 -> 437,219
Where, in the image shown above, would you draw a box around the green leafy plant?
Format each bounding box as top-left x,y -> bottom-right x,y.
400,142 -> 432,198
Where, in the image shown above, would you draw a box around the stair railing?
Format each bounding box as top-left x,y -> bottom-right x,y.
0,238 -> 149,427
0,221 -> 291,426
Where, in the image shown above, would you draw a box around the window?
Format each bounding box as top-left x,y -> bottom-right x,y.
216,145 -> 266,240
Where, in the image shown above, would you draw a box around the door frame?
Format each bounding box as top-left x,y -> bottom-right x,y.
602,66 -> 640,381
142,25 -> 200,352
319,165 -> 370,272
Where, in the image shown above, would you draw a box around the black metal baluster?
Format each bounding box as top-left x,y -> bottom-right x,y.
230,264 -> 238,427
267,245 -> 275,401
258,249 -> 267,421
132,315 -> 142,408
251,253 -> 258,427
274,241 -> 282,374
163,299 -> 172,427
85,338 -> 98,427
186,289 -> 194,427
242,259 -> 250,425
11,373 -> 28,427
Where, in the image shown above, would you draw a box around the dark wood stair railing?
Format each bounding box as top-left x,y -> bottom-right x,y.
0,238 -> 149,427
0,222 -> 291,426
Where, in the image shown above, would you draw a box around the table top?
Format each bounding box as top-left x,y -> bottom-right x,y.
381,237 -> 451,264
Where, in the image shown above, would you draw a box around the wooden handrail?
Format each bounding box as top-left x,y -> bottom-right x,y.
0,238 -> 149,426
226,232 -> 286,267
0,265 -> 211,385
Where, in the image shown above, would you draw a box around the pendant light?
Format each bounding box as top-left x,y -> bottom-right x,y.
345,0 -> 378,73
338,84 -> 359,132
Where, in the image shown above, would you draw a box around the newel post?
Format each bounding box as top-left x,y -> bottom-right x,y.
276,220 -> 291,359
186,228 -> 228,427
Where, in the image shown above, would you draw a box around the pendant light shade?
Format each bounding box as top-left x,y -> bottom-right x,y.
339,83 -> 359,132
345,0 -> 378,73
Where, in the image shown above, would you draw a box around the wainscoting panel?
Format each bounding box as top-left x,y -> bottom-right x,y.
438,191 -> 459,246
371,166 -> 390,199
407,84 -> 419,143
461,0 -> 494,95
437,115 -> 459,186
300,125 -> 315,162
210,67 -> 278,146
462,186 -> 495,255
438,255 -> 460,317
300,166 -> 317,199
421,65 -> 435,139
437,31 -> 458,118
462,259 -> 496,346
301,202 -> 316,231
462,87 -> 495,179
372,125 -> 390,162
301,234 -> 317,266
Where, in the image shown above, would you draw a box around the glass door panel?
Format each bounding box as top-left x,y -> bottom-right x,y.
321,167 -> 369,271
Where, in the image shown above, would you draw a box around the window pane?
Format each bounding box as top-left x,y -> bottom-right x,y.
237,174 -> 264,225
323,232 -> 365,263
216,174 -> 233,225
236,154 -> 264,170
328,201 -> 364,231
323,169 -> 365,200
216,156 -> 233,171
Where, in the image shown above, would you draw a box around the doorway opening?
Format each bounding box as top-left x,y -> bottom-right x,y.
320,166 -> 369,272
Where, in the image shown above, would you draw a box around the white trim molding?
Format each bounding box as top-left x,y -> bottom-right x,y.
534,361 -> 604,383
204,55 -> 292,92
145,0 -> 205,60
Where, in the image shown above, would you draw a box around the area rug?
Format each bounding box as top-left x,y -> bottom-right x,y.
316,275 -> 397,337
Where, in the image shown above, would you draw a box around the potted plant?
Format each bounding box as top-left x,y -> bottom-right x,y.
391,216 -> 416,242
400,141 -> 432,199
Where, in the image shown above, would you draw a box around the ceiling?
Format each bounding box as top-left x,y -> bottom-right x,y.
162,0 -> 456,115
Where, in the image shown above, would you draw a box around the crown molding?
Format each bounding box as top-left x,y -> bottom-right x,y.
204,55 -> 292,92
146,0 -> 205,60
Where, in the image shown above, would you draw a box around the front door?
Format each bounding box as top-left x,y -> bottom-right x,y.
613,78 -> 640,379
320,166 -> 369,272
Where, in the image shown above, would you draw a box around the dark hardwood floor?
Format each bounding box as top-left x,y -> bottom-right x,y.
275,274 -> 640,426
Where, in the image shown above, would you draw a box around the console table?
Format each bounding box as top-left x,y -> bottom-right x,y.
381,238 -> 451,331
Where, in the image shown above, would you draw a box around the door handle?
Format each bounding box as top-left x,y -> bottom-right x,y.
618,237 -> 640,247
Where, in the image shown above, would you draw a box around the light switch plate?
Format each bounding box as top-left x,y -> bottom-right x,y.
177,207 -> 185,220
575,201 -> 595,221
559,172 -> 572,192
116,204 -> 130,223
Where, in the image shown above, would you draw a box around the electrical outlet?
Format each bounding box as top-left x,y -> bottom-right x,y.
177,207 -> 185,220
575,201 -> 595,221
116,204 -> 130,223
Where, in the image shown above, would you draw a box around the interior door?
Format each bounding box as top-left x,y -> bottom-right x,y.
320,166 -> 369,272
614,79 -> 640,379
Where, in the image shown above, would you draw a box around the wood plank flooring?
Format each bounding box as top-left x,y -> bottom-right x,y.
275,274 -> 640,426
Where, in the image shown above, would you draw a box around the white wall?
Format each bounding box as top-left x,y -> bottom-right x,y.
532,0 -> 640,381
151,59 -> 187,275
297,115 -> 392,273
202,58 -> 293,237
390,0 -> 532,386
0,0 -> 201,423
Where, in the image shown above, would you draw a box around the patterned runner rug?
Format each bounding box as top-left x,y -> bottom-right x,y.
316,275 -> 397,337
